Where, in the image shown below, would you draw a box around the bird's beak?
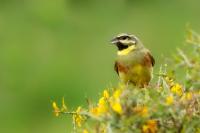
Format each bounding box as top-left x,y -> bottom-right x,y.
110,38 -> 119,44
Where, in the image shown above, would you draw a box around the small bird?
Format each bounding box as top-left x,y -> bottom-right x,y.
111,33 -> 155,87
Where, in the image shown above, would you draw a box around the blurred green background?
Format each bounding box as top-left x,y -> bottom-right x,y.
0,0 -> 200,132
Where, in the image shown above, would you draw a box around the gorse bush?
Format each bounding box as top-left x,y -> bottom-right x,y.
52,29 -> 200,133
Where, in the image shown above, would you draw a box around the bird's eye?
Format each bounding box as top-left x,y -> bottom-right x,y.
121,36 -> 127,40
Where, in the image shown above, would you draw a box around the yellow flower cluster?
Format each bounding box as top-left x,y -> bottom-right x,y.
52,98 -> 86,127
97,97 -> 108,114
73,106 -> 85,127
164,76 -> 174,87
182,92 -> 192,100
142,120 -> 158,133
110,89 -> 123,114
52,84 -> 199,132
90,90 -> 109,116
52,97 -> 68,117
165,95 -> 174,105
82,129 -> 89,133
90,88 -> 123,116
171,83 -> 183,96
52,102 -> 60,117
164,77 -> 184,97
103,90 -> 109,99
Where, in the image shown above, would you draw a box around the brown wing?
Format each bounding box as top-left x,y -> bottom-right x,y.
114,61 -> 119,75
114,61 -> 129,75
142,52 -> 155,67
148,52 -> 155,66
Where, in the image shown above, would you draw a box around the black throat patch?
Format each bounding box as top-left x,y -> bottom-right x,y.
116,43 -> 128,51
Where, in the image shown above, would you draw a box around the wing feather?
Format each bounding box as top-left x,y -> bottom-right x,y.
147,52 -> 155,66
142,52 -> 155,67
114,61 -> 119,75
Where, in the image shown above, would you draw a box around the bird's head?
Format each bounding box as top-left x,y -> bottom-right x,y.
111,33 -> 144,55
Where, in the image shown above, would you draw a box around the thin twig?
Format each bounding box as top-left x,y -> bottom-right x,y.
177,48 -> 193,68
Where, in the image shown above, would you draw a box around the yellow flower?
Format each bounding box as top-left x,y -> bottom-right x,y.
171,83 -> 183,96
103,90 -> 109,99
140,106 -> 148,117
185,92 -> 192,100
90,94 -> 110,116
89,107 -> 99,116
110,101 -> 122,114
166,95 -> 174,105
109,89 -> 123,114
52,101 -> 60,117
61,97 -> 67,112
142,120 -> 158,133
89,107 -> 98,116
113,89 -> 122,99
133,106 -> 148,117
76,106 -> 82,113
98,97 -> 108,114
181,92 -> 193,101
165,76 -> 174,86
142,125 -> 149,133
73,106 -> 85,127
83,129 -> 89,133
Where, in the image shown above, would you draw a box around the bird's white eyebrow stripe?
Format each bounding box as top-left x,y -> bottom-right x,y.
117,33 -> 129,38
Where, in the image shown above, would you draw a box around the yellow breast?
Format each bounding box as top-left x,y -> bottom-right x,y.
119,64 -> 152,86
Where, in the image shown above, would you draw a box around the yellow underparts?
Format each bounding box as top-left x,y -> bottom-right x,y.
117,45 -> 136,56
119,64 -> 151,86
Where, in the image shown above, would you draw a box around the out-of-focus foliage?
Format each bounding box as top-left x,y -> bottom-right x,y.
53,30 -> 200,132
171,28 -> 200,90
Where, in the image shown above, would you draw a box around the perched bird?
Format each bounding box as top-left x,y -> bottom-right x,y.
111,33 -> 155,87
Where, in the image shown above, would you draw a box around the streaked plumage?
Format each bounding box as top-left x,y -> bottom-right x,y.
111,33 -> 155,87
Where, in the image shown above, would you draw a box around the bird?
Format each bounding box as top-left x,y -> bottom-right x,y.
111,33 -> 155,88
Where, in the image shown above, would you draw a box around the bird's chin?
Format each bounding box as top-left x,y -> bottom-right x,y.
116,43 -> 128,51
